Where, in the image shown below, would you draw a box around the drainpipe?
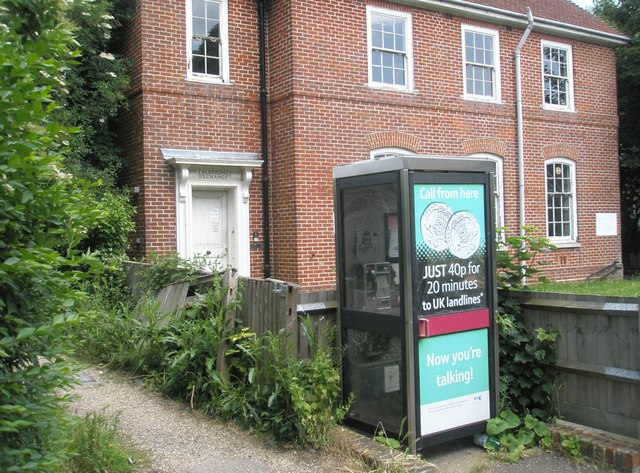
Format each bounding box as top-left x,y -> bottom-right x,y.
515,7 -> 534,238
258,0 -> 271,278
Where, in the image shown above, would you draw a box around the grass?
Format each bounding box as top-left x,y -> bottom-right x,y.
528,276 -> 640,297
63,411 -> 149,473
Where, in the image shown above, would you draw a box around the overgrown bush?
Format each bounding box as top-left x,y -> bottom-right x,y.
71,256 -> 348,448
0,2 -> 103,470
159,279 -> 238,404
217,320 -> 347,447
80,190 -> 136,259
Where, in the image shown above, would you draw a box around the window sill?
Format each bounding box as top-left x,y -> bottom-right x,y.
542,105 -> 575,113
185,75 -> 233,86
367,82 -> 414,94
463,95 -> 501,105
551,241 -> 581,249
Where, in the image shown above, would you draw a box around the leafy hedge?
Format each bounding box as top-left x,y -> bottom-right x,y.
0,2 -> 102,470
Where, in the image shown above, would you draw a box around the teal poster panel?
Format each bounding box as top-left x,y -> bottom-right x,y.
413,184 -> 487,315
418,329 -> 490,435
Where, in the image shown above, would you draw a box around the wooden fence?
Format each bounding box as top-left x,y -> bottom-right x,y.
508,291 -> 640,440
122,262 -> 638,438
239,284 -> 639,439
236,277 -> 337,359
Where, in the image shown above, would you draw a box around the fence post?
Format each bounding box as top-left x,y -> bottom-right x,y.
268,279 -> 300,357
215,268 -> 239,380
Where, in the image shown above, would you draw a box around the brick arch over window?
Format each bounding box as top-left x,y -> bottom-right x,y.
366,132 -> 420,153
542,144 -> 579,161
462,139 -> 508,157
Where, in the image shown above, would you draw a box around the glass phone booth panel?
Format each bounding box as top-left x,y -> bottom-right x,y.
337,175 -> 405,435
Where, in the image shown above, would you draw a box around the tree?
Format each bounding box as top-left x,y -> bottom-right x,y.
593,0 -> 640,254
58,0 -> 132,187
0,1 -> 101,469
59,0 -> 136,259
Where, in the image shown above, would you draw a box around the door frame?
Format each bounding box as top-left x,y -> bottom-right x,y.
162,149 -> 263,276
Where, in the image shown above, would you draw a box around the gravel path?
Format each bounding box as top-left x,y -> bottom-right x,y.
68,368 -> 352,473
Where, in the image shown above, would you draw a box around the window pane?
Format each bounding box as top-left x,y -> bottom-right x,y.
382,15 -> 394,33
395,32 -> 405,53
555,223 -> 563,236
383,32 -> 394,50
206,57 -> 219,76
192,55 -> 205,73
372,50 -> 382,67
193,18 -> 206,36
395,69 -> 405,86
555,209 -> 562,221
383,52 -> 393,67
193,0 -> 205,18
383,67 -> 393,84
206,1 -> 220,20
205,39 -> 219,58
485,36 -> 493,52
372,65 -> 382,83
465,46 -> 474,62
395,18 -> 405,35
372,30 -> 383,48
207,20 -> 220,38
192,39 -> 205,55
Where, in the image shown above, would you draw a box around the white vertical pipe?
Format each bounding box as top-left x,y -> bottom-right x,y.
516,7 -> 534,236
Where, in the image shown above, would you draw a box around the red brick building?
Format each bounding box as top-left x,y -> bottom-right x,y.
119,0 -> 626,292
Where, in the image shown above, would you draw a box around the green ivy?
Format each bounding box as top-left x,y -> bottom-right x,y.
496,228 -> 559,419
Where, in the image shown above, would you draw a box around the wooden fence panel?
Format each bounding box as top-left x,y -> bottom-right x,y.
237,278 -> 300,355
510,291 -> 640,439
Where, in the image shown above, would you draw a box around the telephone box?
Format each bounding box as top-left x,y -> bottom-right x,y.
333,156 -> 498,453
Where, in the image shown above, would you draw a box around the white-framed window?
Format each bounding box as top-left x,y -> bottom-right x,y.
467,154 -> 504,238
366,6 -> 413,92
545,158 -> 577,243
370,147 -> 414,160
186,0 -> 229,83
462,25 -> 501,103
541,41 -> 574,111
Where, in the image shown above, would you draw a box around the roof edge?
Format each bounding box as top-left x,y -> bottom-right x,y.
389,0 -> 628,46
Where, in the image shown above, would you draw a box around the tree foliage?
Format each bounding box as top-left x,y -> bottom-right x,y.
593,0 -> 640,252
58,0 -> 132,187
0,1 -> 101,470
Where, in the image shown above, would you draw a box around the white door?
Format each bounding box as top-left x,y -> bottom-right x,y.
191,189 -> 230,268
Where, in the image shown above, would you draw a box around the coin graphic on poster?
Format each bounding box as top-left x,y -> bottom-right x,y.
446,211 -> 480,259
420,202 -> 453,251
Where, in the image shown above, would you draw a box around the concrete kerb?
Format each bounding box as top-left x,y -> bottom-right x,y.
548,421 -> 640,473
336,421 -> 640,473
333,426 -> 437,472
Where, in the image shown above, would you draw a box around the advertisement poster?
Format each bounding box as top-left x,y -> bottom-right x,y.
418,329 -> 490,435
413,182 -> 491,435
413,184 -> 487,315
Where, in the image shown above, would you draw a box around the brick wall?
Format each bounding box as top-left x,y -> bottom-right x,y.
121,0 -> 622,289
121,0 -> 265,276
267,0 -> 621,288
